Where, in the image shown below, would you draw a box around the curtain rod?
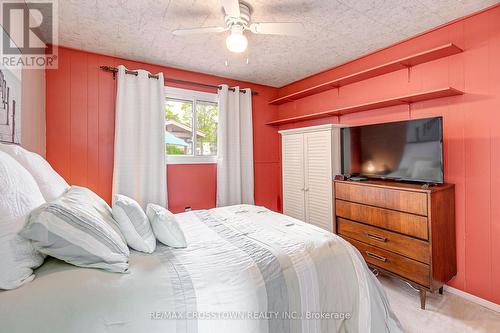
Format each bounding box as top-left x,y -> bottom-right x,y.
99,66 -> 258,96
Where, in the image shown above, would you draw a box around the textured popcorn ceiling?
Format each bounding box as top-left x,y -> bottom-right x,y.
56,0 -> 499,87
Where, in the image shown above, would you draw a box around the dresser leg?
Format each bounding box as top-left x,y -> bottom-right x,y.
439,286 -> 444,295
420,288 -> 426,309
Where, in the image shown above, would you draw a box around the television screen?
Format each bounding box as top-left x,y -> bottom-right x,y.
341,117 -> 443,183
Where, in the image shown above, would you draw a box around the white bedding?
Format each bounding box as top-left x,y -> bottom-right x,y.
0,205 -> 403,333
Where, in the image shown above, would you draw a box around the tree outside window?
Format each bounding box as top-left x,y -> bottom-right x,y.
196,101 -> 218,156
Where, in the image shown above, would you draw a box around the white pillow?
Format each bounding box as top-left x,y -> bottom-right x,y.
0,151 -> 45,290
112,194 -> 156,253
21,186 -> 130,273
146,204 -> 187,248
0,143 -> 70,201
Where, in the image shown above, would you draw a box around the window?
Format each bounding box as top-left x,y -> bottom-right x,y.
165,87 -> 218,164
195,100 -> 218,156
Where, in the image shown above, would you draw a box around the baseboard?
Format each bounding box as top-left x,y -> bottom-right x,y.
444,285 -> 500,313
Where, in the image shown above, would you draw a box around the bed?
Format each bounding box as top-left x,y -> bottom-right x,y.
0,204 -> 402,333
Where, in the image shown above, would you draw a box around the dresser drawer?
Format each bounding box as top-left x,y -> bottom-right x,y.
335,182 -> 427,216
337,218 -> 430,264
336,200 -> 429,240
344,236 -> 430,286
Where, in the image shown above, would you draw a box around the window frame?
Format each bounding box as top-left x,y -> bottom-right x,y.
164,86 -> 219,165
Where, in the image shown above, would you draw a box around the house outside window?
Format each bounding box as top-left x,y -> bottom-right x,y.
165,87 -> 218,164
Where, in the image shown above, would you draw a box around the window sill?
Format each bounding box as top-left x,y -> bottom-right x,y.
166,155 -> 217,165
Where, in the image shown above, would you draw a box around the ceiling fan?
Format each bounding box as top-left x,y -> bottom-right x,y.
172,0 -> 305,53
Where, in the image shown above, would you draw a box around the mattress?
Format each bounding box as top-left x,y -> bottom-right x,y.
0,204 -> 403,333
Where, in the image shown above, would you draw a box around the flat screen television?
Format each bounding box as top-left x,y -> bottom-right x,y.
341,117 -> 443,183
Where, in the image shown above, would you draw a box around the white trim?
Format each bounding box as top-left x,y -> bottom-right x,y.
444,285 -> 500,313
165,86 -> 218,102
166,155 -> 217,165
279,124 -> 345,136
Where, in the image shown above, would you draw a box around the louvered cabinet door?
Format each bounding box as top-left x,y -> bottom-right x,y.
282,133 -> 306,221
304,130 -> 333,231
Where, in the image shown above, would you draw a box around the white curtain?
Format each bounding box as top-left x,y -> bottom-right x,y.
216,85 -> 254,207
112,65 -> 167,209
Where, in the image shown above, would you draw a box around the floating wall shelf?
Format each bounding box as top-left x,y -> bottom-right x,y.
269,43 -> 463,105
266,87 -> 464,126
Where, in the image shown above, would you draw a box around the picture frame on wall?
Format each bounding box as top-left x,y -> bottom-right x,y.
0,26 -> 22,144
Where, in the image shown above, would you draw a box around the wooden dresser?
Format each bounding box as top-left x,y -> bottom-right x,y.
334,179 -> 456,309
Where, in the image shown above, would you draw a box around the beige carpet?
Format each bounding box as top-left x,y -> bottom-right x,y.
379,275 -> 500,333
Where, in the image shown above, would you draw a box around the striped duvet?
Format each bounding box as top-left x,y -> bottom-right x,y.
0,204 -> 403,333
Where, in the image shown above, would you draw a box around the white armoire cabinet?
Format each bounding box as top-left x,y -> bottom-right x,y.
279,124 -> 341,232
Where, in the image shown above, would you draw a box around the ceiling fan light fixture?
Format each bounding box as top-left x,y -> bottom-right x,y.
173,0 -> 305,55
226,28 -> 248,53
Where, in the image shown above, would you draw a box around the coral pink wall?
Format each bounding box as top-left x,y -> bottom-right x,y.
167,164 -> 217,213
273,5 -> 500,304
45,47 -> 281,213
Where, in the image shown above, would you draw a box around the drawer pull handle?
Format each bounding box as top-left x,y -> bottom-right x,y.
366,251 -> 387,262
366,233 -> 387,242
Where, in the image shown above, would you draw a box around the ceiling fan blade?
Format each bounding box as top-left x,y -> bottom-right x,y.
172,26 -> 226,36
221,0 -> 240,17
249,22 -> 305,36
